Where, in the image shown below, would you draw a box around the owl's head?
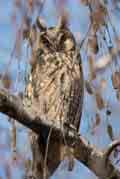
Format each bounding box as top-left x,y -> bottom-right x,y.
24,16 -> 76,54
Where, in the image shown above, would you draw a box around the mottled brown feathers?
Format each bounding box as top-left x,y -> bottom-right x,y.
24,16 -> 84,178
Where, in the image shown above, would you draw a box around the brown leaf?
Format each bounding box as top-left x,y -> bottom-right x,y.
10,120 -> 17,161
95,113 -> 101,126
107,124 -> 114,140
14,0 -> 21,7
11,121 -> 16,152
100,79 -> 107,90
88,56 -> 96,80
116,90 -> 120,101
91,113 -> 101,135
95,92 -> 105,110
27,0 -> 33,11
80,0 -> 89,6
90,4 -> 107,32
111,71 -> 120,89
2,73 -> 11,89
88,35 -> 99,54
85,80 -> 93,94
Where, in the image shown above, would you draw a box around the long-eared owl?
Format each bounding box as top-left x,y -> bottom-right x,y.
24,16 -> 84,178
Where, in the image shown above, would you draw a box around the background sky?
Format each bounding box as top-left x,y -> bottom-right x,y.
0,0 -> 120,179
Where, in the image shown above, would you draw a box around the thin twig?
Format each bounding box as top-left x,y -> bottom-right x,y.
43,126 -> 53,179
0,88 -> 120,178
79,23 -> 92,49
104,140 -> 120,165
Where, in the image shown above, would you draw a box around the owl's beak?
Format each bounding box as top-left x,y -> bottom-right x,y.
36,17 -> 47,31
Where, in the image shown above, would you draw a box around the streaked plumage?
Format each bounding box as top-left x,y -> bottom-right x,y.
24,16 -> 84,178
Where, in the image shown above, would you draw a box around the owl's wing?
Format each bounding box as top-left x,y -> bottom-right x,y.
24,50 -> 83,132
65,51 -> 84,132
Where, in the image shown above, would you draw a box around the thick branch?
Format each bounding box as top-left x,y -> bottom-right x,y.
0,89 -> 55,134
0,89 -> 120,179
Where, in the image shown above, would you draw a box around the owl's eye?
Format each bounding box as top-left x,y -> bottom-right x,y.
41,36 -> 51,48
58,33 -> 75,51
64,38 -> 74,51
40,34 -> 56,51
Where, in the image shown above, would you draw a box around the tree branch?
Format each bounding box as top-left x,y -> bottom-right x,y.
0,88 -> 120,179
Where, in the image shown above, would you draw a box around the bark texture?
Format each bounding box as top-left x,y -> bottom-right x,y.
0,89 -> 120,178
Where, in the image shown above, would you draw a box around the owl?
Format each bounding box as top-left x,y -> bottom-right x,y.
23,16 -> 84,178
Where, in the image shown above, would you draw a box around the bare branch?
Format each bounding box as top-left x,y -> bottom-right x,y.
0,89 -> 120,178
104,140 -> 120,164
0,89 -> 51,134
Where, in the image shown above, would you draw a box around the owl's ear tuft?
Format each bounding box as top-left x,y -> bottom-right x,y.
36,17 -> 47,31
57,11 -> 69,30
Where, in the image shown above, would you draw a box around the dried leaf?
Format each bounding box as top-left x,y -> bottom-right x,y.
14,0 -> 21,7
2,73 -> 11,89
107,124 -> 114,140
100,79 -> 107,90
80,0 -> 89,6
27,0 -> 33,12
88,35 -> 99,54
85,80 -> 93,94
11,122 -> 16,151
116,90 -> 120,101
111,71 -> 120,89
95,92 -> 105,110
91,113 -> 101,135
95,113 -> 101,126
115,37 -> 120,50
90,4 -> 107,32
88,56 -> 96,80
10,120 -> 17,161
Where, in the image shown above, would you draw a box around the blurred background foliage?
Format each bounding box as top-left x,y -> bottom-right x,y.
0,0 -> 120,178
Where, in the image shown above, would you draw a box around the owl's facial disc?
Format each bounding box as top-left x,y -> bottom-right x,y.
39,28 -> 75,53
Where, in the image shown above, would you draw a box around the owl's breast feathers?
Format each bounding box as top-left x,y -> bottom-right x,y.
25,50 -> 83,132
